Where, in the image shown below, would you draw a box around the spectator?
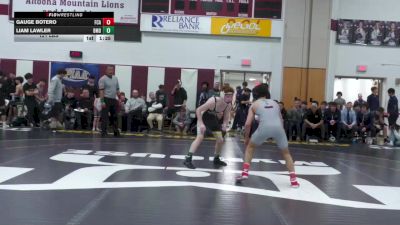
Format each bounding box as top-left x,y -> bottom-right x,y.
232,88 -> 251,131
387,88 -> 398,128
7,76 -> 24,124
171,80 -> 187,111
36,79 -> 47,103
198,82 -> 211,107
117,92 -> 127,131
357,104 -> 373,138
320,101 -> 328,112
371,107 -> 387,139
173,105 -> 191,134
324,102 -> 341,141
300,101 -> 308,138
147,92 -> 156,106
147,93 -> 166,132
334,92 -> 346,110
47,69 -> 66,129
287,99 -> 302,141
340,102 -> 358,138
320,101 -> 328,139
23,73 -> 40,127
353,104 -> 361,114
278,101 -> 288,134
5,73 -> 16,100
303,101 -> 323,140
125,89 -> 147,132
156,85 -> 168,106
82,75 -> 98,99
62,89 -> 78,129
3,73 -> 15,101
367,87 -> 380,112
75,88 -> 93,130
0,72 -> 6,128
209,82 -> 221,97
354,93 -> 366,108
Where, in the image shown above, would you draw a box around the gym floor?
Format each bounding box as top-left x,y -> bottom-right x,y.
0,129 -> 399,225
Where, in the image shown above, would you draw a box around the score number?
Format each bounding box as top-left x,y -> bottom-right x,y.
103,18 -> 114,26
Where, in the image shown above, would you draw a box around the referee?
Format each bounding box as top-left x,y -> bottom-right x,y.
99,65 -> 120,137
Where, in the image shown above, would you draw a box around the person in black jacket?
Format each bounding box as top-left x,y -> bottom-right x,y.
387,88 -> 399,128
62,89 -> 78,129
75,88 -> 93,130
324,102 -> 341,140
357,104 -> 373,137
367,86 -> 380,112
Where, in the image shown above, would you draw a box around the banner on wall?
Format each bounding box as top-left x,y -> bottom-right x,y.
10,0 -> 139,24
51,62 -> 99,88
211,17 -> 272,37
336,19 -> 400,47
140,14 -> 211,34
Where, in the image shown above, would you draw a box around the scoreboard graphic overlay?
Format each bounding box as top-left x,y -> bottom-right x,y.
14,12 -> 115,42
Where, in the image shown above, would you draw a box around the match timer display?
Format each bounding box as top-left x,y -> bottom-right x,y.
14,12 -> 115,42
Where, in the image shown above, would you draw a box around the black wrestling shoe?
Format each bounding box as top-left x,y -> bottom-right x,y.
183,157 -> 196,169
101,132 -> 108,137
213,157 -> 227,167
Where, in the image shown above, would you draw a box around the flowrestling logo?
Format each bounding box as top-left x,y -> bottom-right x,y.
0,150 -> 399,210
141,14 -> 211,34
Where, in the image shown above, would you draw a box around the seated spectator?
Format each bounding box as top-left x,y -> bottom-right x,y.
371,107 -> 387,138
287,99 -> 302,141
324,102 -> 341,141
147,93 -> 166,132
303,101 -> 323,140
340,102 -> 358,138
334,92 -> 346,110
320,101 -> 328,112
300,100 -> 308,139
173,105 -> 191,134
125,89 -> 147,132
357,104 -> 373,138
320,101 -> 328,139
62,89 -> 78,129
75,89 -> 93,130
117,92 -> 127,131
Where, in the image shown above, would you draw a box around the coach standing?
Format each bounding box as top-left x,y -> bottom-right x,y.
99,65 -> 120,137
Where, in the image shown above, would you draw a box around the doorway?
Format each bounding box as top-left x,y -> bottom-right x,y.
220,70 -> 271,91
333,77 -> 384,104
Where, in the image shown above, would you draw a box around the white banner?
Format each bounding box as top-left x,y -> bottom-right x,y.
141,14 -> 211,34
11,0 -> 139,24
